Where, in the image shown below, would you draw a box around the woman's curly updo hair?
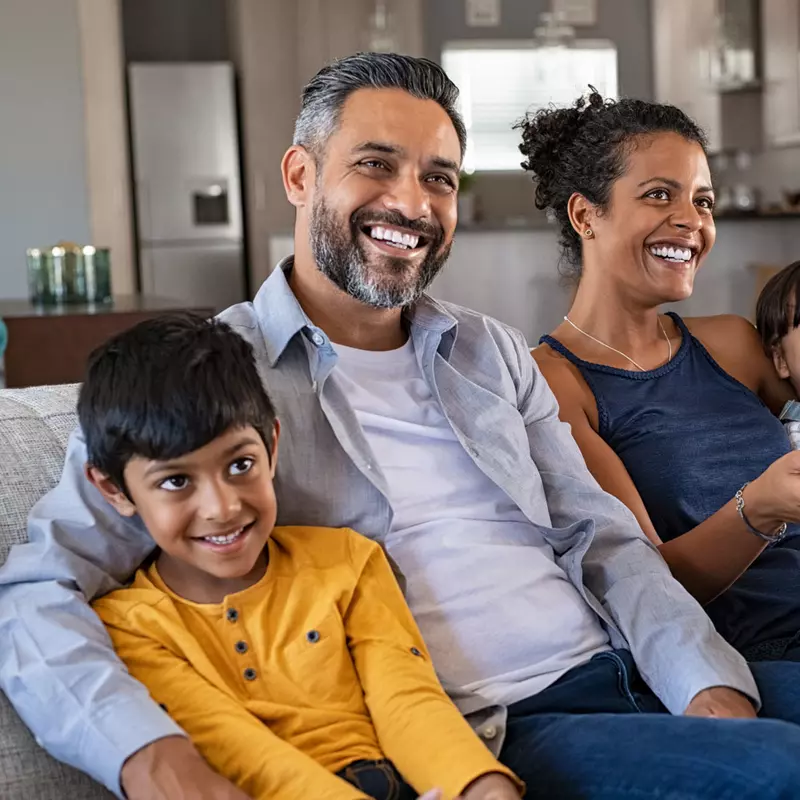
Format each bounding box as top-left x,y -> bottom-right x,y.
517,89 -> 708,279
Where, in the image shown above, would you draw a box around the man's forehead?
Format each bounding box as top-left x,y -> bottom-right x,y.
331,87 -> 461,163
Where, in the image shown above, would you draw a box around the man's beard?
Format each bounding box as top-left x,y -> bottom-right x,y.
309,197 -> 451,309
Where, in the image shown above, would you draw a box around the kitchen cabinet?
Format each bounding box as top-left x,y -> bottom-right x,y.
763,0 -> 800,146
652,0 -> 722,151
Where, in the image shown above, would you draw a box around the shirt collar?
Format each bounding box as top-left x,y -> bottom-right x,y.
253,255 -> 459,365
252,257 -> 313,367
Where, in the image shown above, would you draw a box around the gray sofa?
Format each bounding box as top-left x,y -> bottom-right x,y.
0,384 -> 113,799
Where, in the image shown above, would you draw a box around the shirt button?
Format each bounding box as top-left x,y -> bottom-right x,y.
226,608 -> 239,622
306,629 -> 320,643
235,640 -> 249,654
311,332 -> 325,346
481,725 -> 498,740
243,668 -> 257,681
410,647 -> 422,657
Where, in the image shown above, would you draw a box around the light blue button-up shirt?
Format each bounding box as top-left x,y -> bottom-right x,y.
0,259 -> 758,796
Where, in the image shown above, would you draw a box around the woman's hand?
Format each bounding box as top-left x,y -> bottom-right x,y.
743,450 -> 800,532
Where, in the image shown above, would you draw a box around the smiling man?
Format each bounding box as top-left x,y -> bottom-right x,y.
5,53 -> 800,800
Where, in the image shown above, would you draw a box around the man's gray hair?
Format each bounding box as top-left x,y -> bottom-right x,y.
293,52 -> 467,161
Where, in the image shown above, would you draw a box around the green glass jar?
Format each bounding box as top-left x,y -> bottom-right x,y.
83,246 -> 112,304
26,248 -> 45,304
35,246 -> 66,305
62,244 -> 87,303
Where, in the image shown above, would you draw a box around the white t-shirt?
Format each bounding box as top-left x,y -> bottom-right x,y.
330,336 -> 610,705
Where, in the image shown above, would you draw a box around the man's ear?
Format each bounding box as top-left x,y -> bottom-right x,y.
772,345 -> 791,380
282,145 -> 317,209
85,465 -> 137,517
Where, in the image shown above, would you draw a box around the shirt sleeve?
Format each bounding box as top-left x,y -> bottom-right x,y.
510,330 -> 760,715
96,603 -> 368,800
0,428 -> 180,796
343,534 -> 522,800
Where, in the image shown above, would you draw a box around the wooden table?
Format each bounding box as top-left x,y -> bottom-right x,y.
0,296 -> 214,388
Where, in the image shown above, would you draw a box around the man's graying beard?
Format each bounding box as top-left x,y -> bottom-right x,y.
309,197 -> 451,309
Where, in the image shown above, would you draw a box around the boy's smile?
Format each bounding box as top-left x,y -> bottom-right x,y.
92,423 -> 280,604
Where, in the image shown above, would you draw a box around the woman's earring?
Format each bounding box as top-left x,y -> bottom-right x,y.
584,229 -> 594,238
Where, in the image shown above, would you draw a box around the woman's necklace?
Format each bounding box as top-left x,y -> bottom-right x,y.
562,315 -> 673,372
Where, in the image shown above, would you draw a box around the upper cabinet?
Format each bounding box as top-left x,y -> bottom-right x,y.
652,0 -> 723,151
653,0 -> 800,153
763,0 -> 800,146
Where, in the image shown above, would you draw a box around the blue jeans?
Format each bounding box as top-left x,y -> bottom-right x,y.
500,649 -> 800,799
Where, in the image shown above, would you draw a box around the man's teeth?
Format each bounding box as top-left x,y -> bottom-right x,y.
649,245 -> 693,263
204,528 -> 243,545
369,226 -> 420,250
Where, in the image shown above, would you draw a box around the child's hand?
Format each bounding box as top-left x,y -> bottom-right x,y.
418,791 -> 442,800
460,773 -> 521,800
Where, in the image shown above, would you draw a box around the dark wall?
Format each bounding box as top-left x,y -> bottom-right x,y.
122,0 -> 230,62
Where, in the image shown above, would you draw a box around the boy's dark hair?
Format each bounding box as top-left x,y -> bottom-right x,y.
516,89 -> 707,280
78,313 -> 276,491
756,261 -> 800,352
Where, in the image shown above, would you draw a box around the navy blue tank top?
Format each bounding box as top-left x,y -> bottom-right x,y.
541,312 -> 800,656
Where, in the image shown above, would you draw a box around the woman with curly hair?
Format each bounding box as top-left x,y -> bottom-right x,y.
528,91 -> 800,664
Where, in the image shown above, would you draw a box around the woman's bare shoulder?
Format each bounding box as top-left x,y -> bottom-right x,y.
682,313 -> 785,403
683,313 -> 765,362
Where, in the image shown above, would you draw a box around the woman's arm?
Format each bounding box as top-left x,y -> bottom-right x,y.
533,347 -> 789,605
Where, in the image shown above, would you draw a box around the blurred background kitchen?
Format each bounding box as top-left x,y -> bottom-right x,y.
1,0 -> 799,387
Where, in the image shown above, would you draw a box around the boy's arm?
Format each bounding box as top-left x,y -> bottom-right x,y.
343,535 -> 522,800
0,428 -> 184,796
97,603 -> 369,800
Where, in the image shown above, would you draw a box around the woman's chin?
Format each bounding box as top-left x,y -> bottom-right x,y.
656,276 -> 696,305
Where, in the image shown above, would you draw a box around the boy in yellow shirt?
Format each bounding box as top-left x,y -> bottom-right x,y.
83,314 -> 522,800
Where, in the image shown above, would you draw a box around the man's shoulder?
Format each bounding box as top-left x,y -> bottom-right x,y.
425,296 -> 530,362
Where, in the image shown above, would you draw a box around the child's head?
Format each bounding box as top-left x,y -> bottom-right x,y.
757,260 -> 800,394
79,313 -> 279,593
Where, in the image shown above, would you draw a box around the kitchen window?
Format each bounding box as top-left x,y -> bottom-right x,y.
442,41 -> 619,172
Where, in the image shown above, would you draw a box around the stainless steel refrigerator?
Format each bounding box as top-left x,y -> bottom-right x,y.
128,62 -> 246,311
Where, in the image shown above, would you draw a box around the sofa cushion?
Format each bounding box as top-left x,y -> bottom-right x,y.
0,693 -> 113,799
0,384 -> 113,799
0,384 -> 79,566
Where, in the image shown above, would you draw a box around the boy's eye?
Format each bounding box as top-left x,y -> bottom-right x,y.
159,475 -> 189,492
229,457 -> 254,477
